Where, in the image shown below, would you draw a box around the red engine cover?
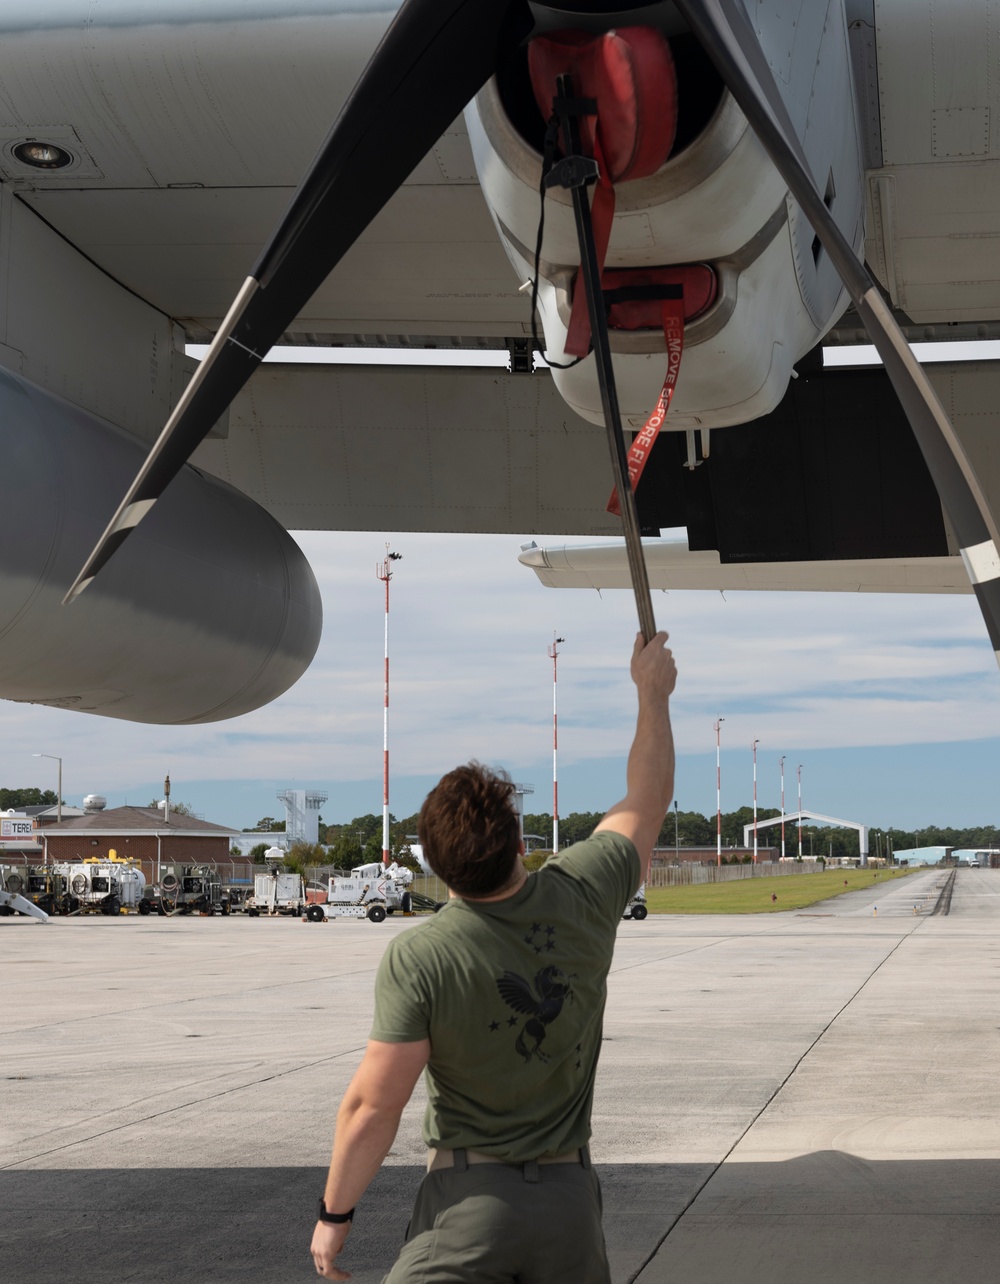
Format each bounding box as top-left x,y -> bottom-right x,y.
528,27 -> 677,181
602,265 -> 718,329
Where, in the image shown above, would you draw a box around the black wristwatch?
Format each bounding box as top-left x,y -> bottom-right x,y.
317,1199 -> 355,1225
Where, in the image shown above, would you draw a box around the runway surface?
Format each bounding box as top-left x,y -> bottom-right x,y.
3,865 -> 998,1282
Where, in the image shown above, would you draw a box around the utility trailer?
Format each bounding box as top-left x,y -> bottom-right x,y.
246,854 -> 306,916
147,863 -> 224,915
56,855 -> 146,914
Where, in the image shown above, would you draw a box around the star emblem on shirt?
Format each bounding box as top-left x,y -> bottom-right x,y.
523,923 -> 557,954
489,1020 -> 500,1032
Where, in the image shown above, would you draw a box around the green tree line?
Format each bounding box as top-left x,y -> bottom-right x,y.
232,805 -> 999,870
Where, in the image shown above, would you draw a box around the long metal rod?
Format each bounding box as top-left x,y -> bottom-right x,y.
556,76 -> 656,643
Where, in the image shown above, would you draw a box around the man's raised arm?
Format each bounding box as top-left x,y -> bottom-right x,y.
595,631 -> 677,880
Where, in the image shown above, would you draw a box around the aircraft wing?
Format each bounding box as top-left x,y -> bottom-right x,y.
1,0 -> 1000,721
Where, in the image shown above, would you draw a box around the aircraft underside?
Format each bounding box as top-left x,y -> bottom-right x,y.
0,0 -> 998,720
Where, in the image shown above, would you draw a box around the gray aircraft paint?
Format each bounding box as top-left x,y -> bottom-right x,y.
0,367 -> 322,723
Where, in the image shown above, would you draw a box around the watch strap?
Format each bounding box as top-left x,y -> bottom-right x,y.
317,1198 -> 354,1225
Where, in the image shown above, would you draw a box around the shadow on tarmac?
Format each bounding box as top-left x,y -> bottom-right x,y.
5,1154 -> 1000,1282
0,1162 -> 707,1283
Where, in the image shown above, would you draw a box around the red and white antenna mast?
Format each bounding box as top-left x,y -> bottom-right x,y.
779,755 -> 786,860
797,763 -> 803,859
714,717 -> 725,866
377,546 -> 402,868
548,634 -> 565,853
752,738 -> 760,864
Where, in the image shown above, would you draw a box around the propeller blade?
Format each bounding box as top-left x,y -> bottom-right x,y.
673,0 -> 1000,663
64,0 -> 532,603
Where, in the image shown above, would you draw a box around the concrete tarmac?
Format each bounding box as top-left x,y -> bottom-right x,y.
3,866 -> 998,1283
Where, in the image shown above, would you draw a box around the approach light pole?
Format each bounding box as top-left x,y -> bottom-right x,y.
752,739 -> 760,864
377,547 -> 402,868
779,755 -> 786,860
714,717 -> 725,866
548,634 -> 565,853
674,798 -> 679,860
33,753 -> 62,824
797,763 -> 803,860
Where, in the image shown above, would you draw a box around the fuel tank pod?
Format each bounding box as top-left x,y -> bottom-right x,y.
0,367 -> 322,723
466,6 -> 863,430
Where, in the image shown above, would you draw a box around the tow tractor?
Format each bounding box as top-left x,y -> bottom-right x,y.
304,864 -> 413,924
622,886 -> 648,921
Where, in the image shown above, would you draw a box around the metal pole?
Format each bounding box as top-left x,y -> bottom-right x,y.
376,548 -> 402,868
674,799 -> 679,861
779,755 -> 786,860
553,75 -> 656,642
548,635 -> 565,853
797,764 -> 803,859
34,753 -> 62,825
752,739 -> 760,864
715,718 -> 724,866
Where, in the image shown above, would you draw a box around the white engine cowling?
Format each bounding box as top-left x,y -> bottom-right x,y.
465,3 -> 864,431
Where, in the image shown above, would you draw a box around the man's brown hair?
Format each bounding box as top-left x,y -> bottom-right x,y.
418,762 -> 521,897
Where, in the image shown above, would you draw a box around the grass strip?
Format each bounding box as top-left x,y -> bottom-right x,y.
644,867 -> 914,915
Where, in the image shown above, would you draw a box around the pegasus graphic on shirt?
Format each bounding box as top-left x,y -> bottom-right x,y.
496,964 -> 574,1062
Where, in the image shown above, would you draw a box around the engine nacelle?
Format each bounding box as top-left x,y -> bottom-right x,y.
0,367 -> 322,723
466,3 -> 864,430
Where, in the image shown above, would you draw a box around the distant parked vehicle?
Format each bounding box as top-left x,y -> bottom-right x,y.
246,852 -> 306,916
622,886 -> 648,922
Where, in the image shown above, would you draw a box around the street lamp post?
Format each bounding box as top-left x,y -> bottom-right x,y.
674,799 -> 679,861
752,739 -> 760,864
714,717 -> 725,866
779,755 -> 786,860
797,764 -> 803,860
33,753 -> 62,824
376,547 -> 402,868
548,634 -> 565,853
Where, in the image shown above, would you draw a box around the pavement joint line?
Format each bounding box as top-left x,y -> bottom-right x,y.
14,1060 -> 281,1151
0,1042 -> 368,1172
627,914 -> 927,1283
4,961 -> 382,1038
611,939 -> 734,974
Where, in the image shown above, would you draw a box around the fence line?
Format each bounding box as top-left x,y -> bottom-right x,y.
646,860 -> 823,887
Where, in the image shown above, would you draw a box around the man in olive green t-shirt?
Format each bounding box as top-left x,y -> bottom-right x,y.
311,632 -> 676,1282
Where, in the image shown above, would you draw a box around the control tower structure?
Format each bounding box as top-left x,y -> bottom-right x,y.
277,788 -> 328,846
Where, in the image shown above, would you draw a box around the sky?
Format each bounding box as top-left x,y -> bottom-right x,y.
3,526 -> 1000,838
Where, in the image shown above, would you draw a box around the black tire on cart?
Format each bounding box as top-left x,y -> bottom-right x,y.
220,902 -> 230,916
367,904 -> 387,923
306,904 -> 325,923
631,903 -> 648,921
401,892 -> 412,913
248,907 -> 259,918
138,899 -> 152,916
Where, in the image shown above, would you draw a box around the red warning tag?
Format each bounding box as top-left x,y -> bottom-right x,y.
607,295 -> 685,516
